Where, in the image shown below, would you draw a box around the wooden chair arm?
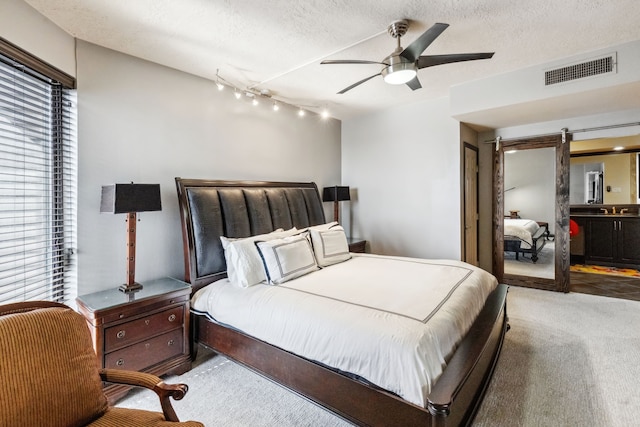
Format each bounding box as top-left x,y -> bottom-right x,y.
99,369 -> 189,422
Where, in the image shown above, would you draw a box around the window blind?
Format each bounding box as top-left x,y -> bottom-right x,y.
0,51 -> 77,304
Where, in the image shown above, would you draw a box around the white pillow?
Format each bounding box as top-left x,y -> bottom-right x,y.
309,224 -> 351,267
255,233 -> 319,284
221,228 -> 298,287
298,221 -> 338,233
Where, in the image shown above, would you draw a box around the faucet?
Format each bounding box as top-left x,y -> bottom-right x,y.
600,208 -> 609,215
612,206 -> 616,214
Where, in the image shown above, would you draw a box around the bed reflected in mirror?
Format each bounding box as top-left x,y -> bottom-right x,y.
503,147 -> 556,279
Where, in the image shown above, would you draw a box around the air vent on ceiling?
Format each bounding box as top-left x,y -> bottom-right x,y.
545,53 -> 616,86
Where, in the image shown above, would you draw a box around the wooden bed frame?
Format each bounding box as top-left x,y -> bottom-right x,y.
175,178 -> 508,427
504,221 -> 548,263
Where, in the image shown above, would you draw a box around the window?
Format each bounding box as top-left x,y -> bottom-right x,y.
0,39 -> 77,304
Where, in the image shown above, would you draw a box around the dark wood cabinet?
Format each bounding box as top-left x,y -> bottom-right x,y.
76,277 -> 192,403
585,216 -> 640,268
618,218 -> 640,264
347,237 -> 367,253
586,217 -> 616,263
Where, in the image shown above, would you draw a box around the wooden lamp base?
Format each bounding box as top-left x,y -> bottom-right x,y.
119,212 -> 143,293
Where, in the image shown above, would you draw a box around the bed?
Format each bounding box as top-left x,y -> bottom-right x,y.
175,178 -> 508,427
504,218 -> 547,263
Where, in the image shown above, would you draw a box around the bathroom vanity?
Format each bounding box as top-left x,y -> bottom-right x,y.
571,206 -> 640,269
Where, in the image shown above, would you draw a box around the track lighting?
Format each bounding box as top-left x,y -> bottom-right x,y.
215,69 -> 225,90
213,71 -> 329,120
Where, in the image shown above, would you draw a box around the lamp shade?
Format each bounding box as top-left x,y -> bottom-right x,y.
100,183 -> 162,214
322,186 -> 350,202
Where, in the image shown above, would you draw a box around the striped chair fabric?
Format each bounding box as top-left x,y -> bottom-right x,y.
0,302 -> 203,427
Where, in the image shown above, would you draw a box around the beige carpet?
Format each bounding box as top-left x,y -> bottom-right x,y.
473,286 -> 640,426
504,245 -> 555,279
117,286 -> 640,426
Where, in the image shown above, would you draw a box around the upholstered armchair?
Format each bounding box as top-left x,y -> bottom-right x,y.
0,301 -> 204,427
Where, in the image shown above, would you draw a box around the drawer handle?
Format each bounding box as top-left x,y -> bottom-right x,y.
116,330 -> 126,339
145,319 -> 150,325
167,339 -> 175,346
168,314 -> 176,322
145,343 -> 150,349
116,358 -> 124,367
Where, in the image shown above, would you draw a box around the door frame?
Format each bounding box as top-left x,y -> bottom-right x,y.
463,142 -> 479,266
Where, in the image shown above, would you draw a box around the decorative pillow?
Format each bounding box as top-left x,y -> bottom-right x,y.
221,228 -> 299,287
255,233 -> 319,284
309,224 -> 352,267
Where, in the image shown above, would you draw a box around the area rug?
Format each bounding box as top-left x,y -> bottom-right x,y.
570,264 -> 640,278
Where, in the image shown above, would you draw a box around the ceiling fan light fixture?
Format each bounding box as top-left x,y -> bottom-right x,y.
382,61 -> 417,85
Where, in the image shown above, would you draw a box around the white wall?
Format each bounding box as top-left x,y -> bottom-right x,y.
1,0 -> 76,76
342,97 -> 461,259
504,148 -> 556,233
451,40 -> 640,128
2,0 -> 342,297
76,41 -> 341,295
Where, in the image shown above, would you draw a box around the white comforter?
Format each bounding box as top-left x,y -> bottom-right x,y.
504,218 -> 540,248
191,253 -> 498,407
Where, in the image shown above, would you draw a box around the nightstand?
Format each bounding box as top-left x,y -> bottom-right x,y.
76,277 -> 192,403
347,237 -> 367,253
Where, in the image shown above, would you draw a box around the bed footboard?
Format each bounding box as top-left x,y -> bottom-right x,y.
427,283 -> 509,426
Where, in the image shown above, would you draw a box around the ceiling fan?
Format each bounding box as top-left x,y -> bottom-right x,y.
321,20 -> 494,94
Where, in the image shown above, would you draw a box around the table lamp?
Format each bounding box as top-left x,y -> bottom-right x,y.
322,185 -> 350,223
100,183 -> 162,293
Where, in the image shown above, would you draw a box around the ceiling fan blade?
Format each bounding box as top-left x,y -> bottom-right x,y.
406,76 -> 422,91
337,73 -> 381,94
400,23 -> 449,62
321,59 -> 388,66
417,52 -> 495,69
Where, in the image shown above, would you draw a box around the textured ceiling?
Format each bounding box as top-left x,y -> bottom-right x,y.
23,0 -> 640,122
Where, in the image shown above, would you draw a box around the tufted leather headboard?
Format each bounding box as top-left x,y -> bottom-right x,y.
175,178 -> 326,292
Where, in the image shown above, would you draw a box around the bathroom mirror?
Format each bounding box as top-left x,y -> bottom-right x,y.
570,135 -> 640,205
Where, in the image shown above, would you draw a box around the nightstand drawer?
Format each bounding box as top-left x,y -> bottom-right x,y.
100,293 -> 189,325
104,328 -> 183,372
104,306 -> 184,352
